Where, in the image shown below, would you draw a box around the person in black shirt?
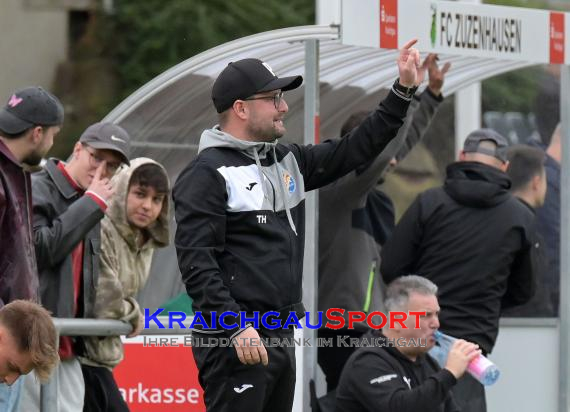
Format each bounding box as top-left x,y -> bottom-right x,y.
336,275 -> 479,412
381,129 -> 538,412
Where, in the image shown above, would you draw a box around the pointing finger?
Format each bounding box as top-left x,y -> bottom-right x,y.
93,162 -> 105,181
402,38 -> 418,50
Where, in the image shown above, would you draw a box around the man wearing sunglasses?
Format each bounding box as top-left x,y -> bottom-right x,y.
173,38 -> 424,412
22,122 -> 130,411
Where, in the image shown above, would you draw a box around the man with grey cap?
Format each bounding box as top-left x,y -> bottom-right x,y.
0,86 -> 63,411
21,122 -> 130,411
174,39 -> 423,412
381,129 -> 538,412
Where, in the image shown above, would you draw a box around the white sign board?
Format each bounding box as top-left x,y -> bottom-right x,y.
341,0 -> 569,64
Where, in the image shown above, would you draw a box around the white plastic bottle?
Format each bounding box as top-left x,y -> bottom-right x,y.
432,331 -> 500,386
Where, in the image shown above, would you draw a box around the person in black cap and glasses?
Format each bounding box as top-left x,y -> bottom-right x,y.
173,38 -> 424,412
381,129 -> 539,412
0,86 -> 63,411
20,122 -> 130,412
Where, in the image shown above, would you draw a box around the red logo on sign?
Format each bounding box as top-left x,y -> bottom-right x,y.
550,12 -> 565,64
114,343 -> 205,411
380,0 -> 398,49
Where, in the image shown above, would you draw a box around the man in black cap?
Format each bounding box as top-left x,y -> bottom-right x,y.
381,129 -> 538,412
21,122 -> 130,411
173,39 -> 423,412
0,86 -> 63,411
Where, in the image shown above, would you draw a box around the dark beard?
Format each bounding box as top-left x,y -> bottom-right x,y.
22,151 -> 43,167
246,123 -> 284,142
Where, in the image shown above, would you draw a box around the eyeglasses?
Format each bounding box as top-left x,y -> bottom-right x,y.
244,91 -> 284,110
83,146 -> 122,175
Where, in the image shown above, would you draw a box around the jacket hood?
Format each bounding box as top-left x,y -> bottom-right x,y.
0,139 -> 21,167
198,126 -> 298,235
106,157 -> 171,249
444,161 -> 511,208
198,126 -> 275,159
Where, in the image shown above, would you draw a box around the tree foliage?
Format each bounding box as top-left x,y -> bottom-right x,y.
481,0 -> 567,113
482,66 -> 544,114
105,0 -> 314,99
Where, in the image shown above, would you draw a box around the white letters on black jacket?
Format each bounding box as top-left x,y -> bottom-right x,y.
173,91 -> 411,338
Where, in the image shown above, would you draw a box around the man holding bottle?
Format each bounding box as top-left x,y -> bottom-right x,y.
335,275 -> 480,412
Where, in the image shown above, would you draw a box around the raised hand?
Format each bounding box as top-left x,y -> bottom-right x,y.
423,54 -> 451,96
87,162 -> 115,202
397,38 -> 422,87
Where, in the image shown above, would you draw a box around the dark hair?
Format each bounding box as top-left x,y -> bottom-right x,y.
218,110 -> 231,129
340,111 -> 371,137
506,145 -> 545,192
129,163 -> 169,194
0,300 -> 58,382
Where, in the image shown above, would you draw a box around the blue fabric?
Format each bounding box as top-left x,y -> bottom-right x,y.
535,152 -> 561,314
0,377 -> 23,412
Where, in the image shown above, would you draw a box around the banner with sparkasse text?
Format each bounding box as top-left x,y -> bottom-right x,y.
114,306 -> 432,411
113,339 -> 205,411
341,0 -> 568,65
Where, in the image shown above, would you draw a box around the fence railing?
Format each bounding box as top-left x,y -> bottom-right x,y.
40,317 -> 193,412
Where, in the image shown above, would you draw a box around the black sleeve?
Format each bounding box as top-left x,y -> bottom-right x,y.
395,88 -> 443,161
502,229 -> 539,309
292,90 -> 411,191
380,196 -> 424,284
32,179 -> 105,268
173,159 -> 242,338
343,351 -> 457,412
443,391 -> 461,412
320,88 -> 442,200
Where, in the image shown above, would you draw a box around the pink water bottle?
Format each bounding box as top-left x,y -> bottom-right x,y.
433,331 -> 500,386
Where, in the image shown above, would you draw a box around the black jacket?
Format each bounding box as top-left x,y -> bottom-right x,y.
32,159 -> 103,318
173,90 -> 410,338
381,162 -> 537,353
0,140 -> 38,306
532,140 -> 560,315
335,336 -> 458,412
317,90 -> 441,316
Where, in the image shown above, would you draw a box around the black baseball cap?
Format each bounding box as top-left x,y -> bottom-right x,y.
0,86 -> 64,134
79,122 -> 131,165
211,58 -> 303,113
463,129 -> 509,163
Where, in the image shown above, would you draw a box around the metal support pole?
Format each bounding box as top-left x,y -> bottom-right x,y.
40,374 -> 58,412
302,38 -> 320,412
39,318 -> 194,412
316,0 -> 341,26
454,83 -> 481,156
558,65 -> 570,412
453,0 -> 481,157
